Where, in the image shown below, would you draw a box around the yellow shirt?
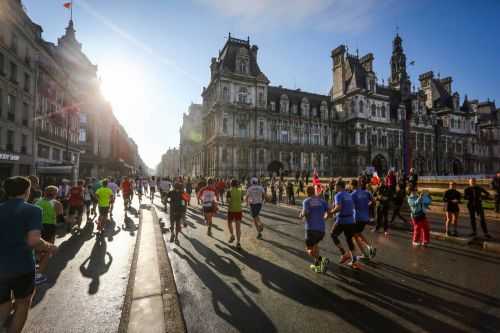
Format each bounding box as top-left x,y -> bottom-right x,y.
95,187 -> 113,207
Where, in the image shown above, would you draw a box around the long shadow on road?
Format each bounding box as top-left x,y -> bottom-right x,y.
182,236 -> 410,333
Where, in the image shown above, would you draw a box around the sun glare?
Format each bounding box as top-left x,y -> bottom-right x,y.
100,63 -> 145,109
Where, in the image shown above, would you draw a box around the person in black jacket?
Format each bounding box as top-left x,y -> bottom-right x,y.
443,182 -> 461,236
464,178 -> 491,238
374,181 -> 391,235
491,172 -> 500,213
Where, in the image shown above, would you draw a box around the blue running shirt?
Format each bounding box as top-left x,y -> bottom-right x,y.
302,196 -> 328,232
334,191 -> 355,224
352,189 -> 372,222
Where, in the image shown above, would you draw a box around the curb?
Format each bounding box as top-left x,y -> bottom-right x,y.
483,241 -> 500,254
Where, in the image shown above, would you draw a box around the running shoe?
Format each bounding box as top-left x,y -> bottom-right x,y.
485,234 -> 493,239
174,238 -> 180,245
169,233 -> 175,242
320,257 -> 330,273
412,242 -> 420,246
207,228 -> 212,237
348,261 -> 361,270
236,243 -> 242,250
384,231 -> 389,237
228,235 -> 235,243
256,232 -> 262,239
35,273 -> 48,285
339,253 -> 350,265
369,246 -> 377,259
309,264 -> 322,273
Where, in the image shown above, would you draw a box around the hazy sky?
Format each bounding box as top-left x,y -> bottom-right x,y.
22,0 -> 500,168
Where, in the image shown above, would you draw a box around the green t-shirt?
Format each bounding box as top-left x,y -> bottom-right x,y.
35,198 -> 56,225
95,186 -> 113,207
228,187 -> 243,213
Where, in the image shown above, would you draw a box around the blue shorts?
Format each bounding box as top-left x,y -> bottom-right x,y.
250,204 -> 262,218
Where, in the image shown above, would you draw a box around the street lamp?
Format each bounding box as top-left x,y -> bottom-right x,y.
431,114 -> 441,176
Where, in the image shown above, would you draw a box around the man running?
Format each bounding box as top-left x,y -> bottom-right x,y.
159,177 -> 172,211
168,182 -> 189,244
299,185 -> 329,273
246,177 -> 265,239
443,181 -> 461,236
351,178 -> 376,260
107,178 -> 120,217
35,186 -> 64,284
197,178 -> 218,236
216,179 -> 226,205
0,177 -> 57,333
121,177 -> 133,210
330,180 -> 359,269
67,180 -> 85,231
95,179 -> 114,234
227,179 -> 244,249
149,176 -> 157,203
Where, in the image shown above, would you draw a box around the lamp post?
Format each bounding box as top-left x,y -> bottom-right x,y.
431,114 -> 441,176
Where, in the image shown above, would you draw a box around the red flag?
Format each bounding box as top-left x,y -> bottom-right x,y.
63,2 -> 72,9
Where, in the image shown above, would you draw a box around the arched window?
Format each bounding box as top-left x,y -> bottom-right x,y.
301,98 -> 310,117
351,99 -> 356,113
238,87 -> 248,104
371,104 -> 376,117
359,100 -> 364,114
239,59 -> 248,73
381,105 -> 386,118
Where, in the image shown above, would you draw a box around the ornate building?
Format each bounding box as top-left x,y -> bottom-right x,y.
193,34 -> 500,177
179,103 -> 203,177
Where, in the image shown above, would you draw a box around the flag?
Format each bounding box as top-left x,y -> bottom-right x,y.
63,2 -> 72,9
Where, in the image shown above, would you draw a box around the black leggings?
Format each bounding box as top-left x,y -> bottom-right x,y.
331,223 -> 355,251
468,205 -> 488,234
376,205 -> 389,231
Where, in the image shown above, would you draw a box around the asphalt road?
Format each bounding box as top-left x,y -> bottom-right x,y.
23,196 -> 140,333
159,199 -> 500,333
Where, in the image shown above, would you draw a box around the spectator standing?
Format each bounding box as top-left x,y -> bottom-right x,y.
443,182 -> 461,236
407,186 -> 432,246
491,171 -> 500,213
464,178 -> 492,238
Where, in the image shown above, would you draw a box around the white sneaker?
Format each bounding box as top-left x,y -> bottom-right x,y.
412,242 -> 420,246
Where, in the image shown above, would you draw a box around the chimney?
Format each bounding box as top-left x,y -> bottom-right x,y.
440,77 -> 452,95
360,53 -> 374,72
251,45 -> 258,59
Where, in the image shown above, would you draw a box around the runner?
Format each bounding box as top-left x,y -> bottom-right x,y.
443,181 -> 461,236
216,179 -> 226,205
121,177 -> 133,210
83,184 -> 94,221
185,178 -> 193,206
95,179 -> 114,234
351,178 -> 376,260
149,176 -> 157,203
91,178 -> 101,217
0,177 -> 57,333
330,179 -> 359,269
226,179 -> 244,249
35,185 -> 64,284
374,181 -> 391,236
246,177 -> 266,239
159,177 -> 172,211
136,178 -> 144,203
167,182 -> 189,244
299,185 -> 329,273
67,180 -> 85,230
197,178 -> 218,236
107,178 -> 120,217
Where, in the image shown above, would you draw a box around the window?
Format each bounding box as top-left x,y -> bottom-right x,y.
280,95 -> 288,113
10,62 -> 17,83
270,101 -> 276,112
52,148 -> 61,161
7,94 -> 15,121
301,98 -> 310,117
259,121 -> 264,136
258,150 -> 264,163
281,130 -> 289,143
381,105 -> 386,118
24,73 -> 30,92
22,103 -> 29,126
222,86 -> 230,102
360,130 -> 366,145
80,113 -> 87,124
7,130 -> 14,152
222,148 -> 228,162
371,104 -> 376,117
238,87 -> 248,104
0,89 -> 2,116
79,128 -> 86,142
21,134 -> 27,154
350,100 -> 355,113
222,118 -> 228,134
258,92 -> 264,106
238,121 -> 247,137
238,59 -> 248,73
292,104 -> 298,114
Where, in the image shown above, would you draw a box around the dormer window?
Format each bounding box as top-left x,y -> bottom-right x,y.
238,87 -> 248,104
238,58 -> 248,74
301,98 -> 310,117
280,95 -> 289,113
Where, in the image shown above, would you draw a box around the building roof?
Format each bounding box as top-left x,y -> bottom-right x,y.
267,85 -> 331,109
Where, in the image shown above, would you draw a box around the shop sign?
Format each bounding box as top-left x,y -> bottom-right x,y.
0,153 -> 20,161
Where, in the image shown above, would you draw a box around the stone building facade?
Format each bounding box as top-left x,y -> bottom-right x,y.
179,103 -> 203,177
193,34 -> 500,178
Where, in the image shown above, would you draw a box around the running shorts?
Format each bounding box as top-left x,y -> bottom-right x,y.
305,230 -> 325,247
0,272 -> 35,303
250,203 -> 262,218
98,206 -> 110,216
228,211 -> 243,222
203,205 -> 215,214
41,224 -> 57,243
354,220 -> 368,234
69,205 -> 84,216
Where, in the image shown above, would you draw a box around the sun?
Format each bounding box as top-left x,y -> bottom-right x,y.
99,63 -> 145,110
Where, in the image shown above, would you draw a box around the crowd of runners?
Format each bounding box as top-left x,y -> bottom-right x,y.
1,169 -> 500,332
